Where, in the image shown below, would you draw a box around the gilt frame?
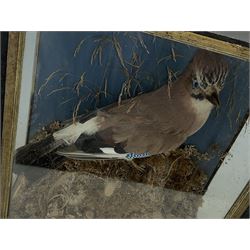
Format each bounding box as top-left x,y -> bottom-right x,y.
1,32 -> 25,218
225,182 -> 249,218
147,32 -> 249,61
0,31 -> 249,218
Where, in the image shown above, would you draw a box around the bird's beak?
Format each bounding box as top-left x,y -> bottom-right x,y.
206,92 -> 220,107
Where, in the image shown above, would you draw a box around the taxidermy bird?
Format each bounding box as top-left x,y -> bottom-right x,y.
15,49 -> 228,166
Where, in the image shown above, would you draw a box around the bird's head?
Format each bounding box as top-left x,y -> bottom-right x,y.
188,50 -> 229,107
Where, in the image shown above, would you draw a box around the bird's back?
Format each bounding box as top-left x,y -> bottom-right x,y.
96,81 -> 201,155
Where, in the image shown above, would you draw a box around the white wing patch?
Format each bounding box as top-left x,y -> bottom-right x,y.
53,117 -> 101,145
99,147 -> 117,154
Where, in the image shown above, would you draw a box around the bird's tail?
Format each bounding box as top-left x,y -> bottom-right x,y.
15,135 -> 63,166
56,147 -> 129,161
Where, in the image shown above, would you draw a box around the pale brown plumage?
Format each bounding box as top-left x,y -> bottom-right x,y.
95,49 -> 228,155
97,84 -> 195,154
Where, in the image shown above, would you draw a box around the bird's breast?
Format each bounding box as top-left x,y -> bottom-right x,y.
188,97 -> 214,135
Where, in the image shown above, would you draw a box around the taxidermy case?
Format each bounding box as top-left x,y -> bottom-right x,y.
2,32 -> 249,218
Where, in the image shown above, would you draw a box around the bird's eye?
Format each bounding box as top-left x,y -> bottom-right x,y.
192,80 -> 199,89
